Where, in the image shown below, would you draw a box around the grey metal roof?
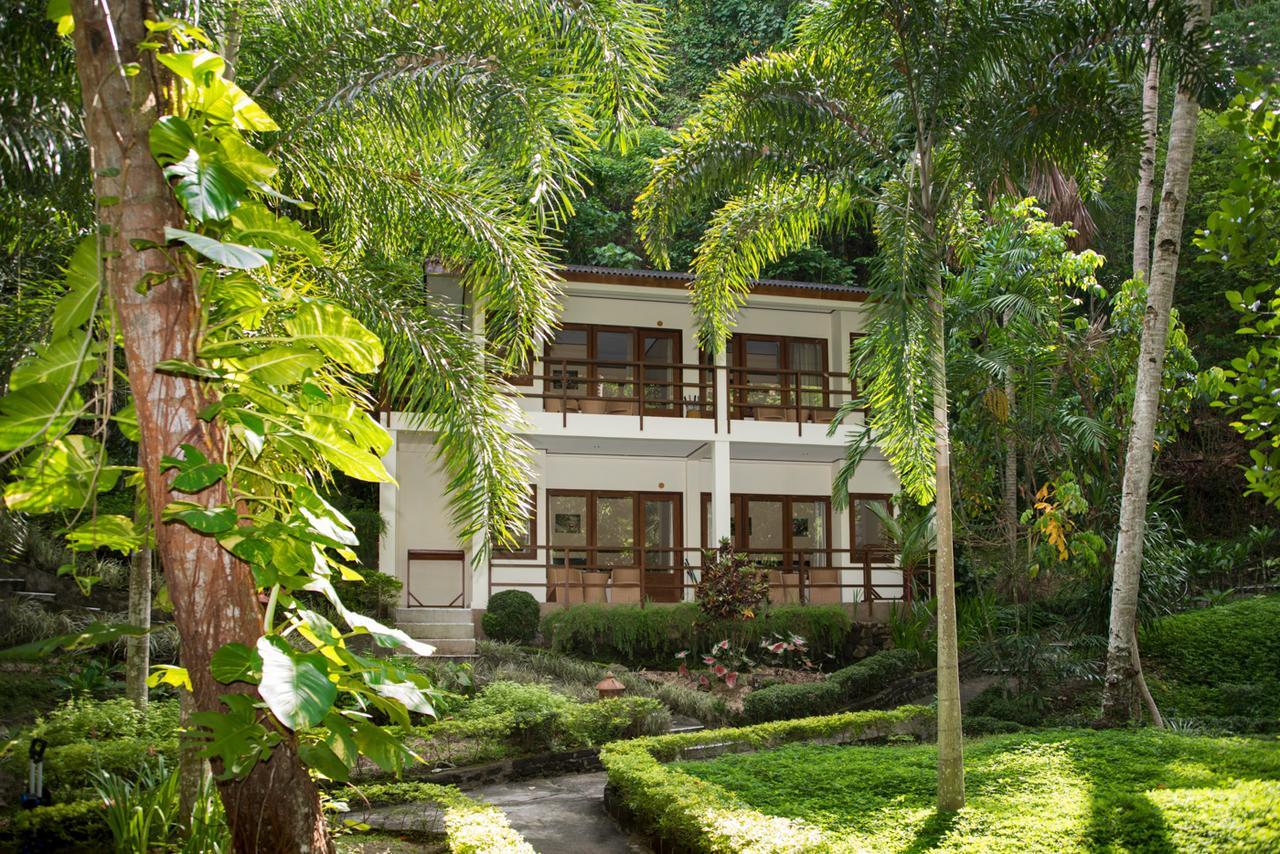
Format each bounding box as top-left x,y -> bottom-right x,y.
557,264 -> 870,297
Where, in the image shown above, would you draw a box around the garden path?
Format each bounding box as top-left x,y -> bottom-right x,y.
469,771 -> 650,853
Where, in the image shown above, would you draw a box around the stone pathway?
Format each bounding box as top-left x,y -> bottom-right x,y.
357,771 -> 648,853
470,771 -> 650,854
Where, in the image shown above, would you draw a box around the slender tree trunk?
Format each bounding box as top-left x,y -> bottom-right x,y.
124,542 -> 151,708
1101,0 -> 1209,725
930,283 -> 964,811
1132,16 -> 1161,281
1001,382 -> 1018,567
69,2 -> 331,850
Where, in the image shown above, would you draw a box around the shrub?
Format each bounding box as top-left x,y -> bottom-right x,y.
966,686 -> 1046,726
482,591 -> 541,643
599,706 -> 935,852
460,681 -> 571,751
0,799 -> 110,849
541,603 -> 853,668
743,649 -> 919,723
963,715 -> 1026,736
695,539 -> 769,621
564,696 -> 669,745
1143,596 -> 1280,718
0,698 -> 181,797
340,781 -> 534,853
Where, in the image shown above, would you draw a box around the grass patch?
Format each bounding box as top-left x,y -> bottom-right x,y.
675,729 -> 1280,852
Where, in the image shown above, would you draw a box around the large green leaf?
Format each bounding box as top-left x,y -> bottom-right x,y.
161,443 -> 228,493
229,203 -> 323,264
5,435 -> 120,513
284,302 -> 383,373
66,515 -> 144,554
216,132 -> 278,185
0,621 -> 149,660
302,398 -> 392,457
164,149 -> 246,223
114,401 -> 140,442
165,227 -> 272,270
51,238 -> 101,339
235,347 -> 323,386
9,336 -> 100,392
256,636 -> 337,730
0,383 -> 83,450
162,501 -> 237,534
189,693 -> 279,780
211,642 -> 263,685
299,417 -> 391,482
298,742 -> 350,782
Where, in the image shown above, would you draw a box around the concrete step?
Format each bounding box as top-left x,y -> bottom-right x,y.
416,638 -> 476,657
399,621 -> 475,640
395,607 -> 473,625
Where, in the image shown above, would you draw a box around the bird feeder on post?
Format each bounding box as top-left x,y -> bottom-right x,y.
596,672 -> 625,699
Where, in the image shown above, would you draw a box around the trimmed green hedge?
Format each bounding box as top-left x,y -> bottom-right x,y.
482,590 -> 541,643
742,648 -> 919,723
1143,595 -> 1280,719
540,603 -> 853,667
0,799 -> 110,850
347,781 -> 534,853
599,705 -> 935,853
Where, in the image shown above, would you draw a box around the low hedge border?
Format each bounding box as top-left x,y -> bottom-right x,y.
350,781 -> 534,853
742,648 -> 919,723
599,705 -> 935,853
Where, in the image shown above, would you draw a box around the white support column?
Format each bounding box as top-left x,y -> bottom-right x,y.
831,458 -> 853,605
712,440 -> 731,544
712,346 -> 732,544
378,429 -> 399,581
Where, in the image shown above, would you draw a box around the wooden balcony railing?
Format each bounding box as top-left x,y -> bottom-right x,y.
488,545 -> 934,608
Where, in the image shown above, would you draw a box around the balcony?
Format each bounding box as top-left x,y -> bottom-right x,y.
481,545 -> 933,611
514,356 -> 857,435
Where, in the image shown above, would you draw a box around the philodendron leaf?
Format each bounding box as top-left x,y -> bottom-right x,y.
114,401 -> 140,441
0,621 -> 148,660
298,741 -> 350,782
165,227 -> 272,270
9,336 -> 101,392
211,642 -> 263,685
66,515 -> 144,554
5,435 -> 121,513
256,636 -> 337,730
51,238 -> 101,339
189,693 -> 279,780
163,501 -> 237,534
284,302 -> 383,373
0,383 -> 84,450
161,443 -> 228,493
236,347 -> 323,386
150,115 -> 246,222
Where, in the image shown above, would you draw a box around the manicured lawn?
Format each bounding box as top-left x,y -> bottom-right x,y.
675,729 -> 1280,852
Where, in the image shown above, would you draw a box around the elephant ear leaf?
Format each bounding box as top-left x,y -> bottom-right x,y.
256,636 -> 337,730
284,302 -> 383,374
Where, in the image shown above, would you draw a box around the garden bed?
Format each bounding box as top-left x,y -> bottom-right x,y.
671,729 -> 1280,852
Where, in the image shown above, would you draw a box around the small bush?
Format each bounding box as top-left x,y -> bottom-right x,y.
966,686 -> 1046,726
482,591 -> 541,643
743,649 -> 918,723
541,603 -> 853,668
564,696 -> 669,745
963,715 -> 1025,736
695,539 -> 769,621
0,799 -> 110,849
0,698 -> 181,797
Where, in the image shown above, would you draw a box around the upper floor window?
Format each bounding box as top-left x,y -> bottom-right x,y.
544,324 -> 681,415
725,334 -> 830,421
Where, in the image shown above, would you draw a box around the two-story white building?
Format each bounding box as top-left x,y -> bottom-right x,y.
379,266 -> 919,653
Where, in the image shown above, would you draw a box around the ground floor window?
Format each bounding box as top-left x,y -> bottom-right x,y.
700,493 -> 831,568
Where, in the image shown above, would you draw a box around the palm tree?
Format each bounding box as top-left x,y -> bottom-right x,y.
637,0 -> 1204,811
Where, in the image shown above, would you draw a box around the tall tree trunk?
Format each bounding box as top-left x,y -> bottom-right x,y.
69,2 -> 332,850
930,284 -> 965,811
1001,380 -> 1018,568
124,542 -> 151,708
1100,0 -> 1208,725
1132,15 -> 1161,281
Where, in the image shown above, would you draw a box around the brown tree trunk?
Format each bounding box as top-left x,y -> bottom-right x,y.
1101,0 -> 1209,725
69,2 -> 331,850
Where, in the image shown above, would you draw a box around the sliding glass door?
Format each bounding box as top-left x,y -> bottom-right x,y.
544,325 -> 681,415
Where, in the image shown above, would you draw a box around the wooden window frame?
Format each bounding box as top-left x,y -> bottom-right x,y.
700,492 -> 833,568
849,492 -> 892,553
493,485 -> 537,559
725,333 -> 831,418
543,323 -> 683,415
546,489 -> 683,570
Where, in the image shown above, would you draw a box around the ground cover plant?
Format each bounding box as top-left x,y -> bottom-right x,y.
1142,595 -> 1280,723
674,729 -> 1280,852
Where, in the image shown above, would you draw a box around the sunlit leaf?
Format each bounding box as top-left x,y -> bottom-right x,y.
256,636 -> 337,730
